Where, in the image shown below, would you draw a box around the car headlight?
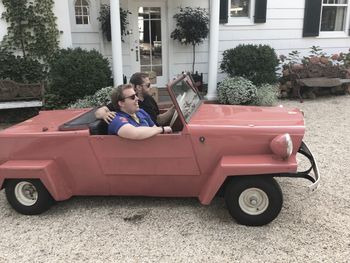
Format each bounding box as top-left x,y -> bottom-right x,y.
270,133 -> 293,159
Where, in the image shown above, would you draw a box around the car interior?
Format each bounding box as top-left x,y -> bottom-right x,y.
57,108 -> 108,135
58,73 -> 200,135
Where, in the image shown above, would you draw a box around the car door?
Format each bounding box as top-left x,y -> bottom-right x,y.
89,133 -> 201,196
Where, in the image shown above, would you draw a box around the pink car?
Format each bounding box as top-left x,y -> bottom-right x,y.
0,73 -> 319,226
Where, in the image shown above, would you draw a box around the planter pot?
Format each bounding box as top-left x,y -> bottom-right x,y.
191,72 -> 203,92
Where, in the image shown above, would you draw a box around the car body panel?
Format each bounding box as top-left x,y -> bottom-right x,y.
199,154 -> 298,204
0,160 -> 71,201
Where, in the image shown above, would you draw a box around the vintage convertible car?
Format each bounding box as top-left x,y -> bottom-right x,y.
0,73 -> 320,226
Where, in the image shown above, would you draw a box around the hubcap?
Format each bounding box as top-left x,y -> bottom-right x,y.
14,181 -> 38,206
238,188 -> 269,215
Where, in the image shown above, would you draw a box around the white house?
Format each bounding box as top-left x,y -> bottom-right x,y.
1,0 -> 350,99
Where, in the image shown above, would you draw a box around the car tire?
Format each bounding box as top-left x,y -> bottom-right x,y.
5,179 -> 54,215
224,176 -> 283,226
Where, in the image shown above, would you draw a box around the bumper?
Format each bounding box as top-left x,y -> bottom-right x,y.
277,141 -> 320,192
298,141 -> 320,192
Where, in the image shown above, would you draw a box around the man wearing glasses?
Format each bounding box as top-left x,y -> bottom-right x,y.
108,84 -> 172,139
95,72 -> 175,126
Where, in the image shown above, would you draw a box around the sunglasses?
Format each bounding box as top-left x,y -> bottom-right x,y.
123,94 -> 138,100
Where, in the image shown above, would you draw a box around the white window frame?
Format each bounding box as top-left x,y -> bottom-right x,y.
74,0 -> 90,25
69,0 -> 98,33
227,0 -> 255,26
318,0 -> 350,38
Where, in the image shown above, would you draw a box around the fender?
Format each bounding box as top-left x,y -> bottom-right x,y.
0,160 -> 72,201
198,154 -> 298,205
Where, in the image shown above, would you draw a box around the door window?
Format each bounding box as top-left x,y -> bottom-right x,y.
138,7 -> 163,76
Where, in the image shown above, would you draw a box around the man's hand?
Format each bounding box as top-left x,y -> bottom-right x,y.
103,111 -> 116,124
163,126 -> 172,134
95,106 -> 116,124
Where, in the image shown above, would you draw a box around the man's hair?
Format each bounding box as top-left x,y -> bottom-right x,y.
111,84 -> 134,111
129,72 -> 148,86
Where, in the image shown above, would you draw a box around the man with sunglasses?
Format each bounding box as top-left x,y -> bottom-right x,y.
108,84 -> 172,139
95,72 -> 175,126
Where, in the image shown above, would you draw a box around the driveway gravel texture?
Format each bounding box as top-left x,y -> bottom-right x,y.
0,96 -> 349,263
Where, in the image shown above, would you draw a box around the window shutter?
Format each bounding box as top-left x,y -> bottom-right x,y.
254,0 -> 267,23
220,0 -> 228,24
303,0 -> 322,37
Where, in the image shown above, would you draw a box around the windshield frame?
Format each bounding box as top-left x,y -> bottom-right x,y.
166,73 -> 202,124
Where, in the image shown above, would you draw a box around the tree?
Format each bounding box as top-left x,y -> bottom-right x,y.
170,7 -> 209,73
1,0 -> 59,62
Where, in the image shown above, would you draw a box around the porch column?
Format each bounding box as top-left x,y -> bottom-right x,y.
206,0 -> 220,100
110,0 -> 124,86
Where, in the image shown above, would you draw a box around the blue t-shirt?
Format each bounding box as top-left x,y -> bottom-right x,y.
108,109 -> 155,135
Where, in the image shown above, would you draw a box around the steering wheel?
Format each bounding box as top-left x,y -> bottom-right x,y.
170,92 -> 186,127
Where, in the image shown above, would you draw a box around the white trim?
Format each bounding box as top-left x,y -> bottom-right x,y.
111,0 -> 124,86
318,31 -> 349,38
0,101 -> 43,110
206,0 -> 220,100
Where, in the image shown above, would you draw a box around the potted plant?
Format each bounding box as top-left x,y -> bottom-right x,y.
170,7 -> 209,75
98,5 -> 131,42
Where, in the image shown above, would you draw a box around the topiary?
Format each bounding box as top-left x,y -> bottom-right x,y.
217,77 -> 257,105
220,44 -> 279,86
46,48 -> 112,109
69,86 -> 114,109
170,7 -> 209,73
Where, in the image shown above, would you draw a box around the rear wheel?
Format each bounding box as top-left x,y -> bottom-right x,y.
5,179 -> 54,215
225,176 -> 283,226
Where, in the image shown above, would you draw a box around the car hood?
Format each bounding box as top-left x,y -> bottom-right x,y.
189,103 -> 304,127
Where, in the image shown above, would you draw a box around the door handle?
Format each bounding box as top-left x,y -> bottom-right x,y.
136,50 -> 139,62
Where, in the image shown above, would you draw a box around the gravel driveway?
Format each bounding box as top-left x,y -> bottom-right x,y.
0,96 -> 349,262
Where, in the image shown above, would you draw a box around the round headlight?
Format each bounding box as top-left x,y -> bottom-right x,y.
270,133 -> 293,159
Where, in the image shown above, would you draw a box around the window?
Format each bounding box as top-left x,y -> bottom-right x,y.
321,0 -> 348,31
220,0 -> 266,25
230,0 -> 250,18
303,0 -> 350,37
75,0 -> 90,25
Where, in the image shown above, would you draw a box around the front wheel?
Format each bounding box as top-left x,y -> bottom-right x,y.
5,179 -> 54,215
225,177 -> 283,226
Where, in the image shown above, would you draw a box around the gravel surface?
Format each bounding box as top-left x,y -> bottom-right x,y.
0,96 -> 350,262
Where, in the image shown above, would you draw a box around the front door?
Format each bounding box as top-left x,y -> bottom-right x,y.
129,1 -> 168,86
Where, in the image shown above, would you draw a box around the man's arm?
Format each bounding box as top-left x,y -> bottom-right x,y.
117,124 -> 172,140
95,106 -> 116,124
157,106 -> 175,126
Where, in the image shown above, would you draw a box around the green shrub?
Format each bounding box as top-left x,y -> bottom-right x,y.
69,86 -> 114,109
46,48 -> 112,109
251,84 -> 279,106
220,44 -> 279,86
217,77 -> 257,105
0,50 -> 45,83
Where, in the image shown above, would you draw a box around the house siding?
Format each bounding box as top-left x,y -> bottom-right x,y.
1,0 -> 350,84
217,0 -> 350,80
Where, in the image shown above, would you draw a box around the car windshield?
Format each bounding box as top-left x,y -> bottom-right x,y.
171,76 -> 201,122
